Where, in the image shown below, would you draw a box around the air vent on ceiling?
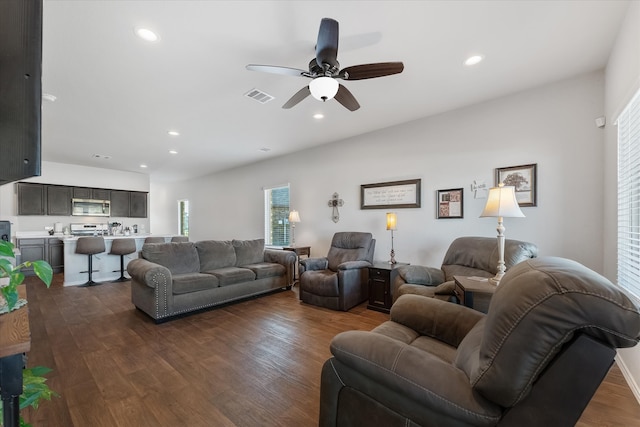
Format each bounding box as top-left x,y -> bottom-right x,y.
245,88 -> 274,104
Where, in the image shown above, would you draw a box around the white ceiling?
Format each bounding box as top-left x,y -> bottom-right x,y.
40,0 -> 629,183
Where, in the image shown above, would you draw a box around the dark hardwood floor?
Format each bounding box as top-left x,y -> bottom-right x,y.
20,274 -> 640,426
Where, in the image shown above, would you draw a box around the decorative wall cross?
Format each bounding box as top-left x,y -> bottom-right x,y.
328,192 -> 344,223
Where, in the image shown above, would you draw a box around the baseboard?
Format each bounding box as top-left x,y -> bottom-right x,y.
615,353 -> 640,404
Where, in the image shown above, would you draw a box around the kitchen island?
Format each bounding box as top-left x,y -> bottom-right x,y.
62,235 -> 172,286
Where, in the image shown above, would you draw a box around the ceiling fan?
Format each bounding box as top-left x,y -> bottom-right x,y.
246,18 -> 404,111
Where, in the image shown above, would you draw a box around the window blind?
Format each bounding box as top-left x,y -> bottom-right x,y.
618,88 -> 640,300
263,184 -> 290,246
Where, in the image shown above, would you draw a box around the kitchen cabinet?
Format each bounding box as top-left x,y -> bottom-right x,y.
91,188 -> 110,200
73,187 -> 109,200
110,190 -> 130,217
17,237 -> 64,275
129,191 -> 147,218
17,182 -> 147,218
17,183 -> 45,216
72,187 -> 91,198
16,238 -> 46,276
47,185 -> 72,216
110,190 -> 148,218
47,238 -> 64,274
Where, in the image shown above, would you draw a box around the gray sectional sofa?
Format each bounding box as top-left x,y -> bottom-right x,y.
127,239 -> 296,322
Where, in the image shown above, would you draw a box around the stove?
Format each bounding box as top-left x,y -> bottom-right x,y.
70,223 -> 109,236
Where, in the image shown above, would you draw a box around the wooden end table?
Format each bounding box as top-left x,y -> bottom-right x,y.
282,246 -> 311,284
453,275 -> 497,313
0,285 -> 30,427
368,262 -> 409,313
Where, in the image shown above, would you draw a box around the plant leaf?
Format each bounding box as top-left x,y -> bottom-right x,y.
2,286 -> 18,311
0,240 -> 16,257
32,261 -> 53,287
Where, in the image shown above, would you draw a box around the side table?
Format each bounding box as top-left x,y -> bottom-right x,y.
0,285 -> 30,427
453,275 -> 497,313
282,246 -> 311,284
367,262 -> 409,313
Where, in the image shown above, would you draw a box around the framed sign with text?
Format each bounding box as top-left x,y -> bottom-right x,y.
360,179 -> 421,209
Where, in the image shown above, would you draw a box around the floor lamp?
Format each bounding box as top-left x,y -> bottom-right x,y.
480,185 -> 524,284
289,210 -> 301,246
386,212 -> 397,264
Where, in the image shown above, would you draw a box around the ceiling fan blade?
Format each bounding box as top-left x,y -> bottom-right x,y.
282,86 -> 311,109
338,62 -> 404,80
334,84 -> 360,111
246,64 -> 307,78
316,18 -> 339,70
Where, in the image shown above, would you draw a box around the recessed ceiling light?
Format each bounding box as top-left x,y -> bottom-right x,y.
169,150 -> 178,154
140,164 -> 148,168
464,55 -> 484,66
313,113 -> 324,119
42,93 -> 57,102
168,130 -> 180,136
135,27 -> 159,42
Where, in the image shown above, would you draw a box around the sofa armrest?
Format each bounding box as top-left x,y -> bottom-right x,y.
127,258 -> 172,289
264,249 -> 297,285
264,248 -> 296,265
329,331 -> 500,425
337,260 -> 371,270
390,294 -> 485,347
301,257 -> 328,271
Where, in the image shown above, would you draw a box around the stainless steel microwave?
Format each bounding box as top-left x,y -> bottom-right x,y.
71,198 -> 111,217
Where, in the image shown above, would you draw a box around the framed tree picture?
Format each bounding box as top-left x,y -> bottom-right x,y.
495,163 -> 537,207
437,188 -> 463,219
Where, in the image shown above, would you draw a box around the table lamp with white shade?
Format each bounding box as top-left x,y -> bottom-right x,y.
480,184 -> 525,284
288,210 -> 301,246
386,212 -> 397,264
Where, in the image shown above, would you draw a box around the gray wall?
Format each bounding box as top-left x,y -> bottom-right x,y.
152,71 -> 605,273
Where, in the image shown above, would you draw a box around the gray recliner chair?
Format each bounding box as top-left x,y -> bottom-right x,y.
320,256 -> 640,426
393,236 -> 538,307
299,232 -> 376,311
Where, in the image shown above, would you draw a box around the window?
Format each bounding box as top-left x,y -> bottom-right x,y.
617,88 -> 640,300
178,199 -> 189,236
264,185 -> 290,246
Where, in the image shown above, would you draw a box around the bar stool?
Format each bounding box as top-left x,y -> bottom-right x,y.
76,236 -> 105,287
171,236 -> 189,242
144,237 -> 165,244
110,238 -> 137,282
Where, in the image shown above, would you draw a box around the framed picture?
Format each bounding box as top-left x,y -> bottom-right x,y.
437,188 -> 464,219
495,163 -> 537,207
361,179 -> 421,209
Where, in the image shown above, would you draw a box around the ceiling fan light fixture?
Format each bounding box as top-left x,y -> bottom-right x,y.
309,77 -> 339,102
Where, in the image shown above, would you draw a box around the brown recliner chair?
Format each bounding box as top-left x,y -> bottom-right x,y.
299,232 -> 375,311
393,236 -> 538,309
320,256 -> 640,426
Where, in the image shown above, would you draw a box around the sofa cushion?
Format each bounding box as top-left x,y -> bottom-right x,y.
302,270 -> 339,296
195,240 -> 236,271
206,266 -> 256,286
326,232 -> 373,271
172,273 -> 219,295
233,239 -> 264,266
142,242 -> 200,275
243,262 -> 285,279
442,237 -> 538,276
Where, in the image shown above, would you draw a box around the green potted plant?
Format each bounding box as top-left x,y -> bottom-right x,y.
0,239 -> 58,426
0,240 -> 52,313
